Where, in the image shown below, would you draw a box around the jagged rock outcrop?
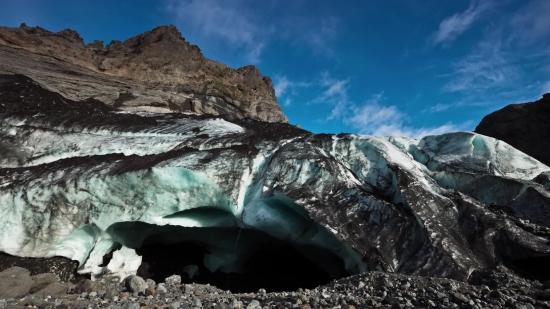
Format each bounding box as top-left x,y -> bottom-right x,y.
475,93 -> 550,166
0,24 -> 287,123
1,75 -> 549,289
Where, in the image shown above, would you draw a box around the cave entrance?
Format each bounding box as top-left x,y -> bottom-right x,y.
129,227 -> 349,293
507,256 -> 550,282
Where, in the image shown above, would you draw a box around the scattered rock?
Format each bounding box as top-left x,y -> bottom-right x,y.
165,274 -> 182,286
145,285 -> 155,296
246,300 -> 261,309
453,292 -> 469,303
125,275 -> 147,294
75,279 -> 101,294
146,278 -> 156,287
230,299 -> 243,309
156,283 -> 168,294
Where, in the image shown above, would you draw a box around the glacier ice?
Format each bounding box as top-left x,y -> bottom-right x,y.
183,265 -> 200,279
105,246 -> 142,282
1,105 -> 550,287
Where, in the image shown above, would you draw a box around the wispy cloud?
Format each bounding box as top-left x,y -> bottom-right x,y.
274,76 -> 292,98
283,98 -> 292,107
166,0 -> 268,63
346,94 -> 468,138
543,81 -> 550,95
442,39 -> 519,92
166,0 -> 341,63
273,75 -> 311,97
423,103 -> 452,113
431,0 -> 490,46
273,75 -> 311,106
312,72 -> 350,120
311,76 -> 468,138
440,0 -> 550,101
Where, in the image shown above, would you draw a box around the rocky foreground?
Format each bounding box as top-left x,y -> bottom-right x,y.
2,266 -> 550,309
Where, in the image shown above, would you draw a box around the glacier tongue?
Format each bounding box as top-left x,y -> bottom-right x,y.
1,76 -> 550,288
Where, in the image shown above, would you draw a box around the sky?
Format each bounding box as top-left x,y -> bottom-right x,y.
1,0 -> 550,138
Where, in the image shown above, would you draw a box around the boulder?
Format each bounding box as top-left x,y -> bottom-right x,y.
165,275 -> 181,286
125,275 -> 147,294
0,267 -> 33,299
35,282 -> 68,296
75,279 -> 101,294
30,273 -> 58,293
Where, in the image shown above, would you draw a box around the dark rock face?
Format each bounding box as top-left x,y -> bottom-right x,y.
0,24 -> 287,123
475,94 -> 550,166
0,252 -> 82,283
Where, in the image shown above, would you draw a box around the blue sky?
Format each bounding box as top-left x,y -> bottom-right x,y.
2,0 -> 550,138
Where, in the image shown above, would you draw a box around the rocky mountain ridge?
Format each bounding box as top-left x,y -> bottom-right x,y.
0,24 -> 287,123
475,93 -> 550,166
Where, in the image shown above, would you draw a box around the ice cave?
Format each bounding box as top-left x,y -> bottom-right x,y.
77,198 -> 366,293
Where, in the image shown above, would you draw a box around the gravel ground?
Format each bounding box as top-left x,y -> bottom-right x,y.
2,265 -> 550,309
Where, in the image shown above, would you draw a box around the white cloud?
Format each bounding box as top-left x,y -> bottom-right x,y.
441,0 -> 550,100
431,0 -> 490,46
312,72 -> 350,120
274,76 -> 291,98
443,39 -> 519,92
312,81 -> 468,139
543,81 -> 550,95
166,0 -> 341,63
166,0 -> 269,64
273,75 -> 311,105
423,103 -> 452,113
283,98 -> 292,107
347,97 -> 468,138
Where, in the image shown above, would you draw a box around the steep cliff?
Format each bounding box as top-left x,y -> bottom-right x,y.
0,24 -> 287,123
475,94 -> 550,166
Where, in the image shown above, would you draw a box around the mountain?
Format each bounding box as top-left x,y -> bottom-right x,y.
0,24 -> 287,123
1,74 -> 549,293
475,94 -> 550,167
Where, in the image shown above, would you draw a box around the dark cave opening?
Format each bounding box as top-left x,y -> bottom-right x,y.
133,230 -> 349,293
508,256 -> 550,282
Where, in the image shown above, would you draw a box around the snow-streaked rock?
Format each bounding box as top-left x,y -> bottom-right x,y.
1,75 -> 550,283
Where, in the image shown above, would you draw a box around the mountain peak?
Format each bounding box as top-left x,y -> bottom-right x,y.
0,24 -> 287,123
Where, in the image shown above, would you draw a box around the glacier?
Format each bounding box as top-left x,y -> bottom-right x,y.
1,75 -> 550,289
